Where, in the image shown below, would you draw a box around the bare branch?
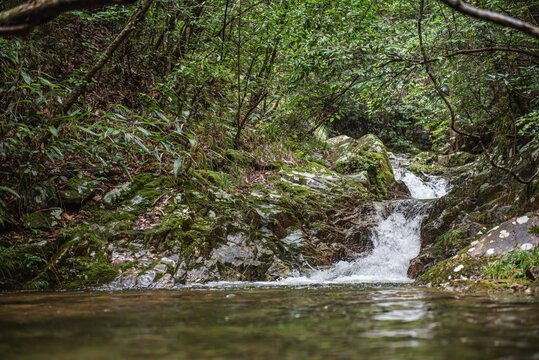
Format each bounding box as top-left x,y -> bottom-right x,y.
438,0 -> 539,38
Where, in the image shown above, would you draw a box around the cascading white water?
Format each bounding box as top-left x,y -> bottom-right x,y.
391,154 -> 448,200
279,201 -> 428,285
279,154 -> 449,285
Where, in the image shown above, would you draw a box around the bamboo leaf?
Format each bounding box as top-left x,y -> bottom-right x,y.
173,157 -> 183,177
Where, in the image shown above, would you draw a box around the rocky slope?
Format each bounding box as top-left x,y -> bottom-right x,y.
2,134 -> 537,292
1,134 -> 399,290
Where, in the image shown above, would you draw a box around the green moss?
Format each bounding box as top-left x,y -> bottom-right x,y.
416,253 -> 488,286
193,170 -> 236,188
146,259 -> 160,270
84,260 -> 119,284
267,160 -> 285,169
277,181 -> 314,200
226,149 -> 256,166
93,209 -> 137,224
432,228 -> 469,258
23,211 -> 56,229
119,261 -> 138,272
297,161 -> 334,175
468,280 -> 511,292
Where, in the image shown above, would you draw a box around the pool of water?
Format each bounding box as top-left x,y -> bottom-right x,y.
1,285 -> 538,359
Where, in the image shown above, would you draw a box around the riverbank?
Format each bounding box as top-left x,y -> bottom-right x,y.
1,134 -> 538,293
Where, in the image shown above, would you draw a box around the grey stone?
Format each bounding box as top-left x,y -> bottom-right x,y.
136,270 -> 156,287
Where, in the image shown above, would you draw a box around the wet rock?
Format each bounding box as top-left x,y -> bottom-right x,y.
407,258 -> 424,278
136,270 -> 156,288
20,155 -> 377,289
160,257 -> 177,271
209,234 -> 273,281
343,222 -> 375,254
416,213 -> 539,287
153,263 -> 169,274
466,214 -> 538,258
390,180 -> 411,199
174,261 -> 187,282
153,274 -> 174,289
265,259 -> 292,280
411,144 -> 537,285
185,262 -> 219,283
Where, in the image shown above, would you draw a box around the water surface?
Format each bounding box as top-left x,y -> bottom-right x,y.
1,285 -> 538,359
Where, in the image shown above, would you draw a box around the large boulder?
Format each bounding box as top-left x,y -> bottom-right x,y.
416,213 -> 538,289
327,134 -> 395,197
60,176 -> 100,208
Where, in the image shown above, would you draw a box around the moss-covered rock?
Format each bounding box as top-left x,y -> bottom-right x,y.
22,208 -> 63,230
410,137 -> 539,291
60,175 -> 99,207
416,213 -> 539,293
437,152 -> 475,167
328,134 -> 395,198
19,180 -> 59,212
3,148 -> 379,290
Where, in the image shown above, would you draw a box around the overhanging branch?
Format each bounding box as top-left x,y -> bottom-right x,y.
0,0 -> 137,36
438,0 -> 539,38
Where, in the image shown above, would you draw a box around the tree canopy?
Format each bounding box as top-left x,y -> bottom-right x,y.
0,0 -> 538,223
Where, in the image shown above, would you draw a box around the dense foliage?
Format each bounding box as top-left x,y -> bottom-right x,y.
0,0 -> 538,225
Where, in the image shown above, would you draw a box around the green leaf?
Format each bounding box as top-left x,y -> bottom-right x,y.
154,111 -> 170,123
39,77 -> 56,87
21,70 -> 32,85
136,126 -> 151,137
134,137 -> 150,153
188,136 -> 196,149
0,186 -> 20,198
48,126 -> 59,138
173,158 -> 183,177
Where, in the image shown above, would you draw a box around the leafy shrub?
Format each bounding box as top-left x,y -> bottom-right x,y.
483,248 -> 539,280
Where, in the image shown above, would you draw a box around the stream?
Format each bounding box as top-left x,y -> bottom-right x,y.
272,153 -> 448,285
2,155 -> 539,359
1,287 -> 539,359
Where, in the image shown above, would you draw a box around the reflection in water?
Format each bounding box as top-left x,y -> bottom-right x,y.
1,286 -> 538,360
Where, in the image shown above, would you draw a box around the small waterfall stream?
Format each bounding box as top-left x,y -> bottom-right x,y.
279,154 -> 449,285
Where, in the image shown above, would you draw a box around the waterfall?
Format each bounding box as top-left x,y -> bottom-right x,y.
280,154 -> 448,285
391,154 -> 448,199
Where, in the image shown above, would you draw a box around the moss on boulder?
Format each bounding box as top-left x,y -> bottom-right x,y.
60,176 -> 100,207
328,134 -> 395,198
